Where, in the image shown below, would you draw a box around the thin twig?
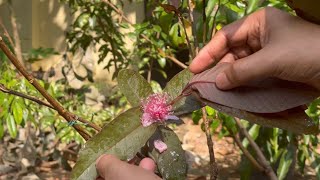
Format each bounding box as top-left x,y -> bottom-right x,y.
0,36 -> 92,140
187,0 -> 198,54
202,0 -> 207,45
0,83 -> 102,132
0,18 -> 15,48
165,55 -> 187,69
178,14 -> 195,59
102,0 -> 187,68
0,83 -> 53,108
210,1 -> 221,39
227,129 -> 264,172
147,59 -> 153,83
202,108 -> 218,180
234,118 -> 278,180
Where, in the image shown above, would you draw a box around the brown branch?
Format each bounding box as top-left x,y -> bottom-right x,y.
234,118 -> 278,180
210,1 -> 221,39
187,0 -> 198,54
0,36 -> 91,140
202,0 -> 207,45
0,18 -> 15,48
178,14 -> 195,59
202,108 -> 218,180
102,0 -> 187,68
228,130 -> 264,172
0,83 -> 102,132
0,83 -> 53,108
165,55 -> 187,69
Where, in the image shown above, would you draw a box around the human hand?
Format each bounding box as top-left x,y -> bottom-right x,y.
95,154 -> 161,180
189,7 -> 320,90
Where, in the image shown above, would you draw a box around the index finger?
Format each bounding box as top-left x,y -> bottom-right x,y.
189,30 -> 229,73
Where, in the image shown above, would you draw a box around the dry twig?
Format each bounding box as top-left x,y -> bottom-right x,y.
202,108 -> 218,180
234,118 -> 278,180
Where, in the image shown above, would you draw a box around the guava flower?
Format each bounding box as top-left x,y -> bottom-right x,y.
154,139 -> 168,153
141,93 -> 178,127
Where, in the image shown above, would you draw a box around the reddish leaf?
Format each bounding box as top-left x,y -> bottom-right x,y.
160,4 -> 180,15
183,63 -> 320,113
196,93 -> 318,134
168,0 -> 180,8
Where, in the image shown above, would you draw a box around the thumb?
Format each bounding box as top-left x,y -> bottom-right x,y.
95,154 -> 160,180
215,48 -> 274,89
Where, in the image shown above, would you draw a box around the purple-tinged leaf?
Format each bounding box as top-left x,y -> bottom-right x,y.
184,63 -> 320,113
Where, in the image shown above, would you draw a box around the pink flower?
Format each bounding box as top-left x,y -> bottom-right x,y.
154,139 -> 167,153
141,93 -> 178,127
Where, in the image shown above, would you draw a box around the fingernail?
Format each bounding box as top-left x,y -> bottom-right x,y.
216,72 -> 230,89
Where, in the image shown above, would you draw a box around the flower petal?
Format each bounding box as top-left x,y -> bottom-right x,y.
165,115 -> 179,120
154,139 -> 167,153
141,113 -> 154,127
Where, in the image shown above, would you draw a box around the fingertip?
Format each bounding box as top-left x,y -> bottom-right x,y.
95,154 -> 118,178
139,158 -> 156,172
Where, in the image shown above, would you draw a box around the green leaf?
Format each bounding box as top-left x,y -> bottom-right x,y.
169,23 -> 186,48
149,126 -> 187,180
191,109 -> 202,125
164,69 -> 202,115
242,124 -> 260,148
277,149 -> 294,180
211,119 -> 220,132
118,69 -> 153,106
6,114 -> 17,138
157,57 -> 166,68
205,106 -> 216,116
71,108 -> 157,180
12,101 -> 23,125
246,0 -> 260,14
205,0 -> 217,16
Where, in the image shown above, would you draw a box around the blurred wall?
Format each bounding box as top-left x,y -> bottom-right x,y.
0,0 -> 145,82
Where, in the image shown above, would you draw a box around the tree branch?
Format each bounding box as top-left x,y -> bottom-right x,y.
202,0 -> 207,45
165,55 -> 187,69
234,118 -> 278,180
0,83 -> 102,132
178,13 -> 195,59
202,108 -> 218,180
0,18 -> 15,49
187,0 -> 198,54
227,129 -> 264,172
0,36 -> 92,140
210,1 -> 221,39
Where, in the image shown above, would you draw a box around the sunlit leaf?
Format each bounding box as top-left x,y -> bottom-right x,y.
246,0 -> 261,14
6,114 -> 17,138
164,69 -> 202,115
71,108 -> 157,180
118,69 -> 153,107
242,124 -> 260,148
277,149 -> 294,180
12,100 -> 23,125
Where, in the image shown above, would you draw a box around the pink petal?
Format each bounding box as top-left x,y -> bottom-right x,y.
154,139 -> 167,153
165,115 -> 179,120
141,113 -> 154,127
